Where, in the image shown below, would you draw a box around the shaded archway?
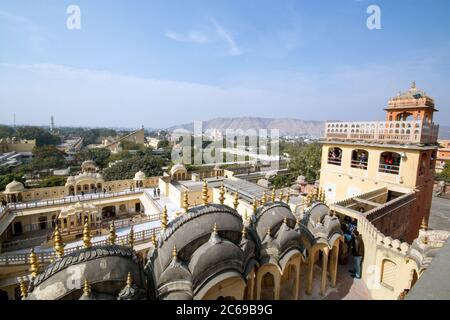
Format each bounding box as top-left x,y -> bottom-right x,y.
261,272 -> 275,300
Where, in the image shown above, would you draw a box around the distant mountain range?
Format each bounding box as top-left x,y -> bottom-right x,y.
168,117 -> 450,140
167,117 -> 326,138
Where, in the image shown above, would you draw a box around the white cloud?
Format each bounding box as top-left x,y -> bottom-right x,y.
209,18 -> 243,56
165,30 -> 210,43
165,18 -> 243,56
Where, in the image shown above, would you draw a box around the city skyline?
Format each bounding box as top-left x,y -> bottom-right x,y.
1,0 -> 450,128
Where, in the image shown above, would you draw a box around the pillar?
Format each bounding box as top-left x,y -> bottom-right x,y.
330,242 -> 340,288
248,271 -> 255,300
255,271 -> 262,300
320,249 -> 329,296
306,249 -> 315,295
274,272 -> 280,300
295,261 -> 301,300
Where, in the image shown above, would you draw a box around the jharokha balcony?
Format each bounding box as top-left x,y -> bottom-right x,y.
324,120 -> 439,145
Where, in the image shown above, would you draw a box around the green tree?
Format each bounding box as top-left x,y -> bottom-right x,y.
0,173 -> 25,191
75,148 -> 111,168
28,145 -> 67,171
38,176 -> 67,187
16,126 -> 61,146
288,143 -> 322,182
102,154 -> 166,181
157,140 -> 170,149
0,125 -> 15,138
439,161 -> 450,182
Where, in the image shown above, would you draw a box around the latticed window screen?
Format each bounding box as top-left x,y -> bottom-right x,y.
381,259 -> 397,289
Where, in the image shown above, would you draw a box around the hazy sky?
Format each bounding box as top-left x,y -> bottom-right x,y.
0,0 -> 449,128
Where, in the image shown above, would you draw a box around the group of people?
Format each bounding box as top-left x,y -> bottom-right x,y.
152,188 -> 161,198
340,217 -> 365,279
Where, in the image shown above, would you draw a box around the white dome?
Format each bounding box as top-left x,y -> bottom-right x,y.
133,171 -> 146,181
96,173 -> 104,180
67,176 -> 75,183
4,180 -> 25,194
170,164 -> 187,176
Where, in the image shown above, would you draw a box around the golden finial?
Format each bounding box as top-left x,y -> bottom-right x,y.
83,279 -> 91,296
83,219 -> 91,249
151,231 -> 157,247
29,248 -> 39,278
128,227 -> 134,247
420,217 -> 428,231
53,227 -> 64,259
172,245 -> 177,258
182,191 -> 189,213
213,223 -> 218,233
286,191 -> 290,204
126,272 -> 133,287
161,205 -> 168,231
314,188 -> 319,201
108,222 -> 117,245
233,192 -> 239,210
219,184 -> 225,205
19,280 -> 28,299
252,198 -> 258,214
243,209 -> 248,222
306,193 -> 312,207
271,187 -> 276,202
279,189 -> 284,202
261,191 -> 267,206
202,180 -> 209,205
242,225 -> 247,238
266,227 -> 271,237
283,216 -> 288,225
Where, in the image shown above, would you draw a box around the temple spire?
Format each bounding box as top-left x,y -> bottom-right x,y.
53,226 -> 65,259
233,192 -> 239,210
161,206 -> 168,231
19,280 -> 28,299
271,187 -> 276,202
202,180 -> 209,205
261,191 -> 267,206
29,248 -> 39,278
182,191 -> 189,213
252,198 -> 258,214
83,219 -> 91,249
108,222 -> 117,245
126,272 -> 133,288
151,231 -> 157,247
219,184 -> 226,205
128,226 -> 134,247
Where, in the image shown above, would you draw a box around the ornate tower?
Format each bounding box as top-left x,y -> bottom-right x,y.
320,82 -> 439,242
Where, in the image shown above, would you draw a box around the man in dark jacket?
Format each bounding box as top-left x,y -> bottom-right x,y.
350,230 -> 364,279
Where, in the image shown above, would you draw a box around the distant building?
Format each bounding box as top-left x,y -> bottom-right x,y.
0,137 -> 36,154
436,140 -> 450,173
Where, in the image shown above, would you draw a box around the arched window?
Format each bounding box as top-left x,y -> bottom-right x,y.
430,151 -> 436,170
381,259 -> 397,290
261,272 -> 275,300
379,152 -> 401,175
351,149 -> 369,170
327,147 -> 342,166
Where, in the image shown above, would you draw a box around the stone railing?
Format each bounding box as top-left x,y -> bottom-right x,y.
6,189 -> 145,211
324,120 -> 439,144
0,226 -> 161,266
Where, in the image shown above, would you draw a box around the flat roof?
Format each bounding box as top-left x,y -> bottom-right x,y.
319,139 -> 438,151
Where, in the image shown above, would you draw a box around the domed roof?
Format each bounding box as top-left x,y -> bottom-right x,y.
170,164 -> 187,175
26,245 -> 143,300
66,176 -> 75,185
254,202 -> 296,240
4,180 -> 25,194
133,170 -> 146,181
81,160 -> 96,166
188,229 -> 244,288
95,173 -> 103,180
